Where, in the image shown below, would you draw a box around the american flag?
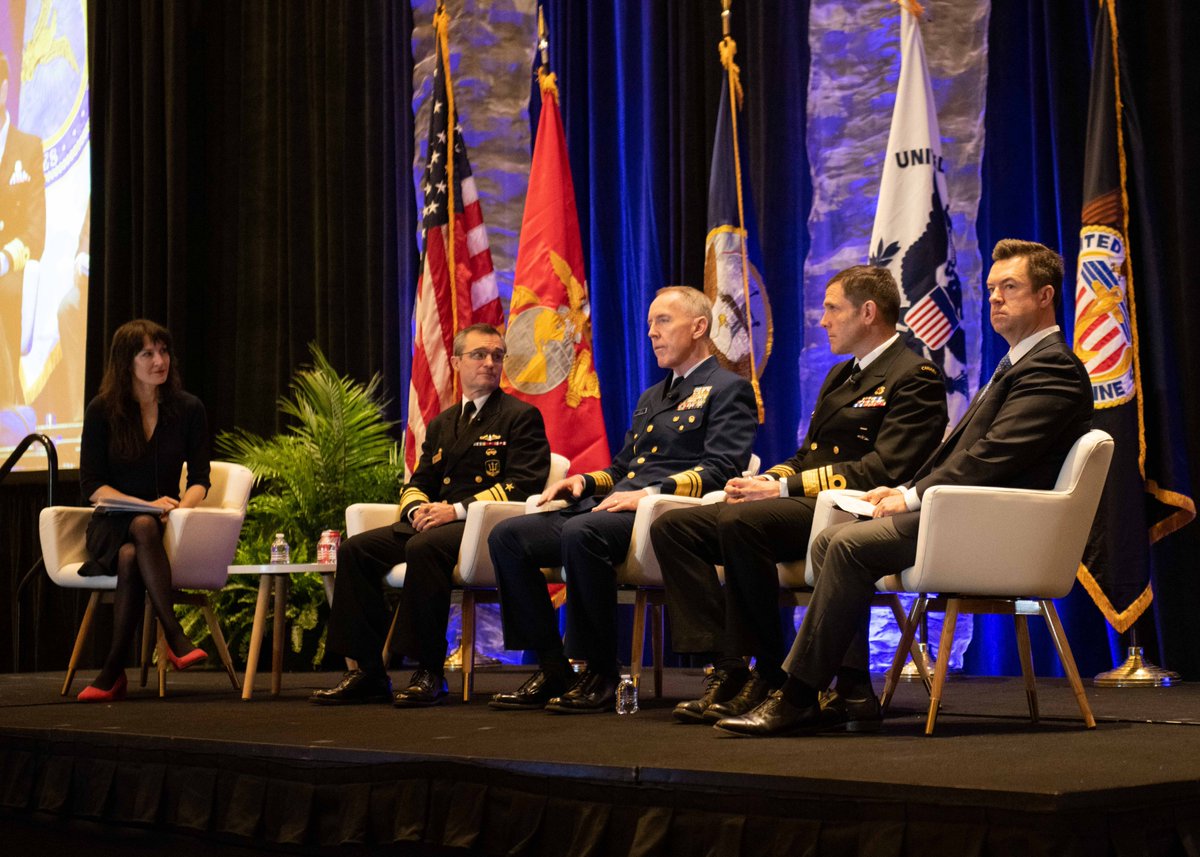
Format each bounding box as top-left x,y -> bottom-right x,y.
405,10 -> 502,475
904,283 -> 959,351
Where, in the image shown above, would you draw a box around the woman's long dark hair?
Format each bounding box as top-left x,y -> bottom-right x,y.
96,319 -> 182,461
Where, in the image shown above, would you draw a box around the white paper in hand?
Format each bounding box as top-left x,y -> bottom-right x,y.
833,495 -> 879,519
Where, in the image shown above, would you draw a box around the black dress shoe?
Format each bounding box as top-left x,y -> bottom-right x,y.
703,671 -> 772,721
713,691 -> 822,737
544,670 -> 618,714
310,670 -> 392,705
489,670 -> 571,710
673,666 -> 749,724
819,688 -> 883,732
392,669 -> 449,707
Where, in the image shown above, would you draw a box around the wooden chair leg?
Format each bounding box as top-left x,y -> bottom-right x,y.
630,590 -> 647,690
139,598 -> 154,687
924,598 -> 958,735
1013,612 -> 1039,723
1041,599 -> 1097,729
461,590 -> 476,703
651,599 -> 664,699
202,601 -> 242,690
241,574 -> 272,700
62,591 -> 100,696
381,602 -> 401,670
884,594 -> 933,695
881,595 -> 924,713
156,627 -> 168,697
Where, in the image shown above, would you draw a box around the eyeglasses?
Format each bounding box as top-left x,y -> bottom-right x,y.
460,349 -> 507,363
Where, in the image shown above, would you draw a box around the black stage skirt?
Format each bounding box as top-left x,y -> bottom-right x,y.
79,510 -> 163,577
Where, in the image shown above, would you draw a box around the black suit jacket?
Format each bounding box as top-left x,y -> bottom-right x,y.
580,355 -> 757,498
895,331 -> 1093,537
764,337 -> 948,495
398,389 -> 550,527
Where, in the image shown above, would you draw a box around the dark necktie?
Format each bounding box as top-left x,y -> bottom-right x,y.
457,400 -> 476,435
844,361 -> 862,386
985,354 -> 1012,393
665,375 -> 681,399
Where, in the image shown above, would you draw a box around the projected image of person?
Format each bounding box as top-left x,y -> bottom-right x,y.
76,320 -> 212,702
0,49 -> 46,417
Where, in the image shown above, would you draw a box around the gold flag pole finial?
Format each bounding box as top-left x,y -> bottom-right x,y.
896,0 -> 926,20
537,4 -> 558,96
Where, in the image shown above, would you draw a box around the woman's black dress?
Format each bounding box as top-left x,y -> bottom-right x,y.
77,391 -> 211,576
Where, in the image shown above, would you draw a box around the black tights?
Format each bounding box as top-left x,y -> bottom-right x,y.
94,515 -> 196,689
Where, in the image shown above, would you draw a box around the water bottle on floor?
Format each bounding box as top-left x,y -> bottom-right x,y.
616,675 -> 638,714
270,533 -> 290,565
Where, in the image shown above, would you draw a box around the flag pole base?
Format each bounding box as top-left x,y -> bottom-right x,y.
1093,646 -> 1179,687
898,641 -> 936,682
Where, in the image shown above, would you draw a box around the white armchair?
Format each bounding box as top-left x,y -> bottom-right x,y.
815,429 -> 1114,734
39,461 -> 253,696
344,452 -> 570,702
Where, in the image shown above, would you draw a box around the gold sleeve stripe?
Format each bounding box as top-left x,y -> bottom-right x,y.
669,470 -> 703,497
766,464 -> 797,479
801,468 -> 820,497
473,484 -> 509,504
800,466 -> 848,497
400,488 -> 430,507
587,470 -> 615,494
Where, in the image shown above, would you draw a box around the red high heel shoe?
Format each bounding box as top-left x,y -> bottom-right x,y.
166,646 -> 208,671
78,672 -> 128,703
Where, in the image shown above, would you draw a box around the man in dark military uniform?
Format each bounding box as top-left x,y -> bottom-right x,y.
311,324 -> 550,707
0,51 -> 46,410
487,286 -> 758,714
650,265 -> 948,725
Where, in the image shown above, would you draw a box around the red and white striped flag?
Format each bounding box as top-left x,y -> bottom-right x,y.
405,6 -> 502,475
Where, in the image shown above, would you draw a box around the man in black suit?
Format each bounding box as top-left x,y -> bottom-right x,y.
488,286 -> 758,714
717,239 -> 1093,736
0,51 -> 46,409
650,266 -> 948,724
311,324 -> 550,707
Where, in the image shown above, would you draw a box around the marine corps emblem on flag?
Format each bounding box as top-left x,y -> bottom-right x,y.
1074,225 -> 1134,408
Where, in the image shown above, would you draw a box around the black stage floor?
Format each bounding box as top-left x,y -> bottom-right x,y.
2,667 -> 1199,856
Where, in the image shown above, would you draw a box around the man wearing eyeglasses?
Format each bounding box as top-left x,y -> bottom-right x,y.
312,323 -> 550,708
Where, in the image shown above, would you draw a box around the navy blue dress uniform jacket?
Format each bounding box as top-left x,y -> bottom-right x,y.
764,337 -> 948,495
399,389 -> 550,525
578,355 -> 757,500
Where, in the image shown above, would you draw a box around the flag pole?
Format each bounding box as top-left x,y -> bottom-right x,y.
719,0 -> 764,422
435,0 -> 458,337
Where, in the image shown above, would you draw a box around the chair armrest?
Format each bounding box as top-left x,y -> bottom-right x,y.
39,506 -> 93,579
525,495 -> 569,514
345,503 -> 403,537
804,490 -> 865,585
906,483 -> 1088,598
701,490 -> 727,504
456,501 -> 529,586
164,507 -> 245,589
616,493 -> 705,586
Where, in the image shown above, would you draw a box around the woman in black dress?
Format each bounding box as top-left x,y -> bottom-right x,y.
77,319 -> 212,702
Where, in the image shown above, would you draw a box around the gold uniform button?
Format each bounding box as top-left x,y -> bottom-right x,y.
647,424 -> 654,432
627,471 -> 636,479
443,477 -> 451,485
688,416 -> 695,423
475,476 -> 483,483
652,446 -> 658,453
678,426 -> 685,432
637,457 -> 646,464
833,446 -> 839,454
673,416 -> 680,422
810,443 -> 818,451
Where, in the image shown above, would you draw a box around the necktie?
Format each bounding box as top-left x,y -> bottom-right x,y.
985,355 -> 1012,392
457,400 -> 476,435
844,362 -> 862,386
666,375 -> 681,398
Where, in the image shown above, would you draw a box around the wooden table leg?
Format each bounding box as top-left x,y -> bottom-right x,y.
242,575 -> 272,700
272,576 -> 287,696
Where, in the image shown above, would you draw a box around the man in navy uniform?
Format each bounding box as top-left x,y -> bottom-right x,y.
650,265 -> 948,725
0,51 -> 46,410
312,324 -> 550,707
488,286 -> 758,714
717,239 -> 1093,736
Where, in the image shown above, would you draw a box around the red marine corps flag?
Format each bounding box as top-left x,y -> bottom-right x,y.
502,7 -> 609,474
405,1 -> 503,476
1074,0 -> 1193,658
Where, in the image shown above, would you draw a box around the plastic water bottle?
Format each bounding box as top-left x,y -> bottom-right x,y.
616,675 -> 638,714
269,533 -> 290,565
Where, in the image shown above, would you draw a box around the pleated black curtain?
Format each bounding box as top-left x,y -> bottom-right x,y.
88,0 -> 417,437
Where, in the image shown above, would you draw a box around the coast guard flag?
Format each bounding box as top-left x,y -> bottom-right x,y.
503,65 -> 610,474
405,6 -> 502,476
1073,0 -> 1194,633
703,32 -> 770,422
868,2 -> 967,421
